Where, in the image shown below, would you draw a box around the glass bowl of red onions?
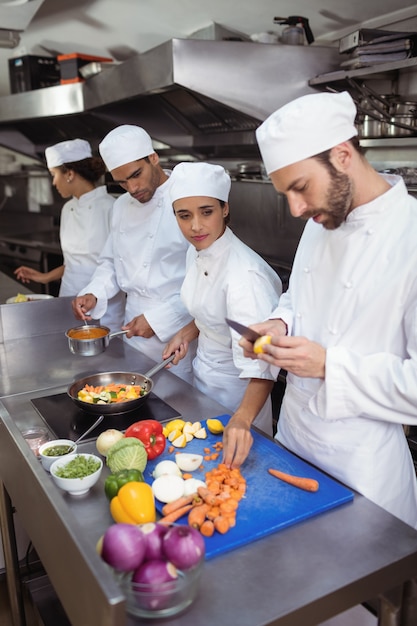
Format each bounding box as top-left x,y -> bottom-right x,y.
100,521 -> 205,619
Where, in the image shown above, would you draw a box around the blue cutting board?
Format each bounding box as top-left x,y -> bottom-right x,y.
145,415 -> 354,560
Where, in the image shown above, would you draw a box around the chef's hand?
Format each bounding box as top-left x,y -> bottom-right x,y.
162,334 -> 189,366
122,314 -> 155,339
239,319 -> 288,359
72,294 -> 97,321
14,265 -> 46,284
253,334 -> 326,379
222,416 -> 254,469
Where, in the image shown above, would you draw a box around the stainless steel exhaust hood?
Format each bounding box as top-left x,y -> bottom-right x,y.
0,38 -> 339,161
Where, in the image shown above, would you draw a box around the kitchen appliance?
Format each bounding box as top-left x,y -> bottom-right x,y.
57,53 -> 113,84
31,391 -> 180,442
0,230 -> 63,296
8,55 -> 60,93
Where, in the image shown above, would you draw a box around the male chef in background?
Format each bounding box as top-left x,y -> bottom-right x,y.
224,91 -> 417,528
71,124 -> 194,382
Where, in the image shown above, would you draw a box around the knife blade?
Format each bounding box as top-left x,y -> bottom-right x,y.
225,318 -> 261,343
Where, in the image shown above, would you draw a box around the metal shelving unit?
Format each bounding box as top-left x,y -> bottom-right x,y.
309,56 -> 417,86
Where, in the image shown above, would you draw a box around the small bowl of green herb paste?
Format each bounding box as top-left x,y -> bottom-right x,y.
39,439 -> 77,472
50,453 -> 103,496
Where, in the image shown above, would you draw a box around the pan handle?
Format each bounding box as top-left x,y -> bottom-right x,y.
143,354 -> 176,379
109,330 -> 129,339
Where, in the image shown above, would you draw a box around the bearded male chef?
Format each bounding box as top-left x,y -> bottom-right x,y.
71,125 -> 193,382
235,91 -> 417,528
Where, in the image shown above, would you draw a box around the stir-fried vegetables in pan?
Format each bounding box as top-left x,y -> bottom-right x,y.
77,383 -> 147,404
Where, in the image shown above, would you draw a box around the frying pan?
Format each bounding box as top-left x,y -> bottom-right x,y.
67,355 -> 175,415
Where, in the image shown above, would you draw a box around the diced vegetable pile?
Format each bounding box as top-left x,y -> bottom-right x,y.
77,383 -> 147,405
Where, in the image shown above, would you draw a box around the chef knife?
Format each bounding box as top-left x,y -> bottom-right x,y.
225,318 -> 261,343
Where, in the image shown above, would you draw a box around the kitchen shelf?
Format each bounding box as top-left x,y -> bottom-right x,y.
309,56 -> 417,86
359,137 -> 417,148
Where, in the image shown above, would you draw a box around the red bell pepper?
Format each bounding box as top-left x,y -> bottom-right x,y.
124,420 -> 166,460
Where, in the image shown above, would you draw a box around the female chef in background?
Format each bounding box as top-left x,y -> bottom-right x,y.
14,138 -> 125,330
163,162 -> 282,464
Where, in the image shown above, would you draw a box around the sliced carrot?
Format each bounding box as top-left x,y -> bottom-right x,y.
200,519 -> 215,537
197,486 -> 217,506
213,516 -> 230,534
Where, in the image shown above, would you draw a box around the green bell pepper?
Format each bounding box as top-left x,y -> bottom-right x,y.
104,468 -> 144,500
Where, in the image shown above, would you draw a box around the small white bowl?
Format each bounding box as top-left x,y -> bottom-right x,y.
39,439 -> 77,472
50,453 -> 103,496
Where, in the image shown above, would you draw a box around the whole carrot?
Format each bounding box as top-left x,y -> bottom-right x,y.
268,468 -> 319,492
161,493 -> 200,517
159,504 -> 194,525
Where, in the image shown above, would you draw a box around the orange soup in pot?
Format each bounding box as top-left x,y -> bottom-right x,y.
67,328 -> 108,340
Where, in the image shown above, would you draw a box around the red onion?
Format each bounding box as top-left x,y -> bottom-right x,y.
132,559 -> 178,610
101,523 -> 146,572
162,524 -> 205,570
139,522 -> 168,560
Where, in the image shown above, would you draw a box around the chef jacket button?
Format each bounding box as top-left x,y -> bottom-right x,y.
148,233 -> 153,239
366,228 -> 374,235
143,263 -> 148,268
344,281 -> 353,289
204,271 -> 208,276
296,312 -> 301,318
329,327 -> 338,335
303,267 -> 310,273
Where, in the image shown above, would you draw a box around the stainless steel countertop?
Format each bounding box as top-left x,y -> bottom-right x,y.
1,295 -> 417,626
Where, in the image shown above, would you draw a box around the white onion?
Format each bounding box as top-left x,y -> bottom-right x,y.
152,460 -> 182,479
95,429 -> 124,456
152,474 -> 185,503
183,478 -> 206,496
175,453 -> 203,472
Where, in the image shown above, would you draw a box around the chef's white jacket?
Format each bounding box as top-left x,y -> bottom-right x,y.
78,176 -> 194,382
181,227 -> 282,435
59,185 -> 125,330
273,175 -> 417,528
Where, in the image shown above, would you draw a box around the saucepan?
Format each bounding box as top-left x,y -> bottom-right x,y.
67,354 -> 175,415
66,324 -> 128,357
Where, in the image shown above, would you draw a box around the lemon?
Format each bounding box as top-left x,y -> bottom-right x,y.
168,429 -> 182,442
193,427 -> 207,439
163,418 -> 186,436
206,418 -> 224,435
171,433 -> 187,448
253,335 -> 272,354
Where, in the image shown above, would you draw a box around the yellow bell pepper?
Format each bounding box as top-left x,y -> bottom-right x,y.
110,481 -> 156,525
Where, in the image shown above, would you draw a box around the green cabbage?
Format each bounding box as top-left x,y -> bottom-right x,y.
106,437 -> 147,473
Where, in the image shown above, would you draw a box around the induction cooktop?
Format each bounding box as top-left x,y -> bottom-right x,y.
31,392 -> 180,442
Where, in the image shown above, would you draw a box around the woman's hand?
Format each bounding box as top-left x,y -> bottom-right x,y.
162,333 -> 189,365
14,266 -> 46,285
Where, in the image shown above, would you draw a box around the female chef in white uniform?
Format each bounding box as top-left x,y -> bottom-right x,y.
14,138 -> 125,330
163,162 -> 282,448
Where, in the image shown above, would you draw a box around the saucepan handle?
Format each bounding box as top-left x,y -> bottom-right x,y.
144,354 -> 176,379
109,330 -> 129,339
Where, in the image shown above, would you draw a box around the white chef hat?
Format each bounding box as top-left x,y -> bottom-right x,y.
99,125 -> 154,171
256,91 -> 358,174
169,162 -> 231,203
45,139 -> 92,169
